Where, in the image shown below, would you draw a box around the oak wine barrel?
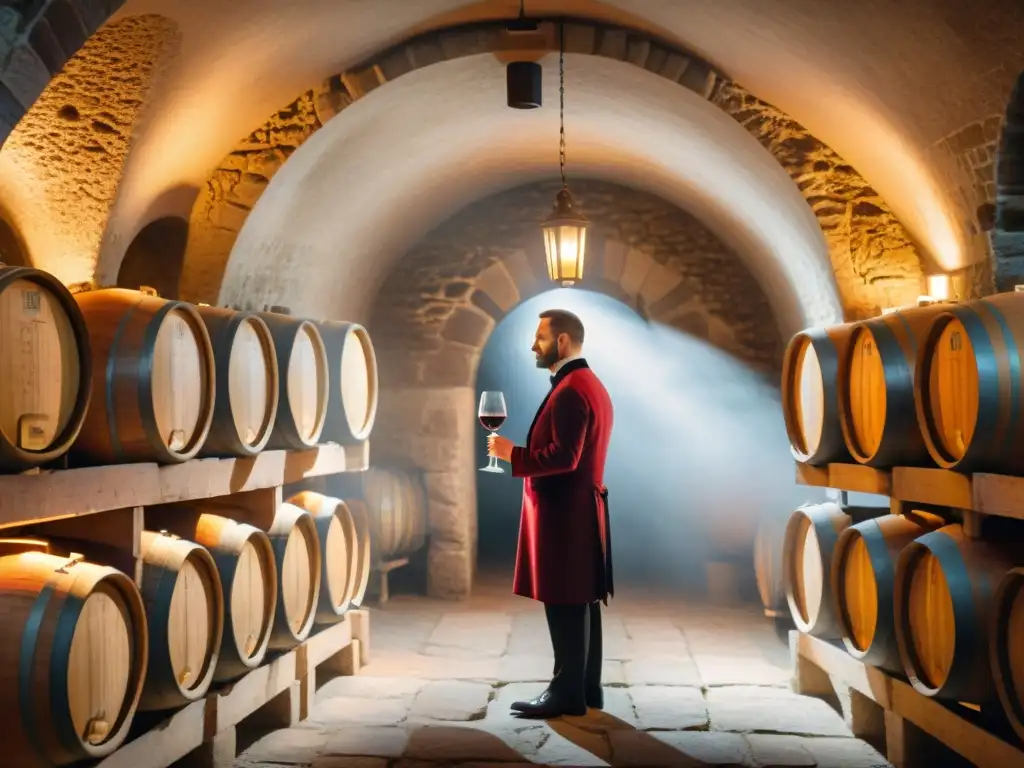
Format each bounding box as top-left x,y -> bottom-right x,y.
343,498 -> 373,607
196,306 -> 279,458
145,506 -> 278,682
753,510 -> 790,619
783,502 -> 886,638
363,467 -> 428,561
831,511 -> 945,671
781,323 -> 856,465
0,265 -> 92,471
288,490 -> 362,623
267,502 -> 322,649
894,523 -> 1022,702
838,303 -> 950,467
0,539 -> 148,765
991,567 -> 1024,742
72,288 -> 216,464
259,312 -> 329,450
137,531 -> 225,711
315,320 -> 379,444
914,292 -> 1024,473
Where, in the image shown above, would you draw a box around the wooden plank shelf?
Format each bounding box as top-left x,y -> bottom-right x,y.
795,461 -> 1024,523
0,442 -> 369,530
792,631 -> 1023,768
92,609 -> 371,768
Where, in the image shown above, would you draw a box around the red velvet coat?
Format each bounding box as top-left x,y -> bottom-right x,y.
510,358 -> 614,605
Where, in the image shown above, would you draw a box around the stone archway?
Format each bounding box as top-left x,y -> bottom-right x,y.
994,69 -> 1024,292
180,18 -> 925,322
367,178 -> 782,599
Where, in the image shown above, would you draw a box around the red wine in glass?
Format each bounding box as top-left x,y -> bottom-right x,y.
479,414 -> 506,431
478,390 -> 507,474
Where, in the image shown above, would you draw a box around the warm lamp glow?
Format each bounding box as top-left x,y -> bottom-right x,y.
925,273 -> 952,301
541,187 -> 588,286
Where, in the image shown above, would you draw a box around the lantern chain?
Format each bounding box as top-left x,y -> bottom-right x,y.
559,21 -> 567,191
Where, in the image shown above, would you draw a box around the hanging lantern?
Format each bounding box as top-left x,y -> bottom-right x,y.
542,187 -> 588,286
540,20 -> 588,287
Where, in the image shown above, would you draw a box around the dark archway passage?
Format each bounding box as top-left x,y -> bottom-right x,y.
994,69 -> 1024,291
116,216 -> 189,299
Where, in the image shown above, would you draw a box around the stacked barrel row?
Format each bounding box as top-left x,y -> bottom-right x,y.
0,490 -> 371,766
782,290 -> 1024,474
0,266 -> 379,472
755,500 -> 1024,743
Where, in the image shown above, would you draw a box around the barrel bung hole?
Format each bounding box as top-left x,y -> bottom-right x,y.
907,549 -> 956,691
841,535 -> 878,652
793,518 -> 824,626
927,319 -> 979,462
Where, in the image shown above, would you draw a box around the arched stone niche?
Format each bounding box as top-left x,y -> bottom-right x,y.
115,215 -> 189,299
368,178 -> 780,598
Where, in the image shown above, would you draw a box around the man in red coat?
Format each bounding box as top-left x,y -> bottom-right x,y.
488,308 -> 614,718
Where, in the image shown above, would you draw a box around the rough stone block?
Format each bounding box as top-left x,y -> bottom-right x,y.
403,724 -> 524,762
323,726 -> 409,758
639,261 -> 684,307
2,43 -> 50,108
239,727 -> 329,764
409,680 -> 493,721
315,675 -> 426,701
428,540 -> 472,599
0,80 -> 24,131
425,613 -> 511,657
608,729 -> 706,766
744,734 -> 816,766
623,654 -> 702,686
68,0 -> 110,33
27,19 -> 66,75
421,345 -> 476,387
440,306 -> 492,348
597,27 -> 628,60
475,260 -> 520,312
45,0 -> 89,58
800,736 -> 892,767
653,730 -> 754,765
305,695 -> 414,727
705,687 -> 850,736
629,685 -> 708,730
602,239 -> 629,282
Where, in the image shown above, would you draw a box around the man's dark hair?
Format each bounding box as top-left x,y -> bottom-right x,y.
539,309 -> 585,345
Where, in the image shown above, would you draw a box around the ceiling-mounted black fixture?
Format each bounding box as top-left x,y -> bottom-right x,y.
506,0 -> 541,109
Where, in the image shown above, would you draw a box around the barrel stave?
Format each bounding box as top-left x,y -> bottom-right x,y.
832,511 -> 945,671
137,530 -> 224,711
839,304 -> 948,468
260,313 -> 329,451
266,502 -> 322,649
197,306 -> 279,458
0,546 -> 148,765
991,567 -> 1024,742
0,266 -> 93,471
781,324 -> 855,465
315,320 -> 379,445
72,289 -> 216,464
894,523 -> 1022,702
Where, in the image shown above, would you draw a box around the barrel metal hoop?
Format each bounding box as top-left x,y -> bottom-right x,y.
106,300 -> 144,463
945,305 -> 1002,470
913,530 -> 978,698
210,549 -> 243,664
137,301 -> 184,462
861,320 -> 917,465
789,329 -> 846,465
144,555 -> 183,694
973,300 -> 1021,459
212,312 -> 247,455
19,580 -> 60,762
858,521 -> 899,662
992,572 -> 1024,731
49,577 -> 91,757
270,531 -> 292,636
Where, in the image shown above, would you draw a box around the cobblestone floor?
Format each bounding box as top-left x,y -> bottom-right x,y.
235,572 -> 891,767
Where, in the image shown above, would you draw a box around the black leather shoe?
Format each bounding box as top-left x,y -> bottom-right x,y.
586,688 -> 604,709
510,689 -> 587,718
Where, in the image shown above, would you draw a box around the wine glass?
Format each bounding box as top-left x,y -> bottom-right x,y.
478,390 -> 508,474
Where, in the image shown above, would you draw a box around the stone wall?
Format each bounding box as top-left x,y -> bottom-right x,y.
178,18 -> 926,323
0,0 -> 126,145
994,71 -> 1024,291
368,179 -> 781,599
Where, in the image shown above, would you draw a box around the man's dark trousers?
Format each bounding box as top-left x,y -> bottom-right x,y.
544,600 -> 603,707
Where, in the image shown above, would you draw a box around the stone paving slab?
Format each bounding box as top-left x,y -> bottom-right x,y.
705,686 -> 851,737
623,654 -> 703,686
408,680 -> 493,721
628,685 -> 708,730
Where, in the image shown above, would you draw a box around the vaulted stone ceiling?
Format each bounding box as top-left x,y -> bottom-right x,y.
0,0 -> 1020,332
